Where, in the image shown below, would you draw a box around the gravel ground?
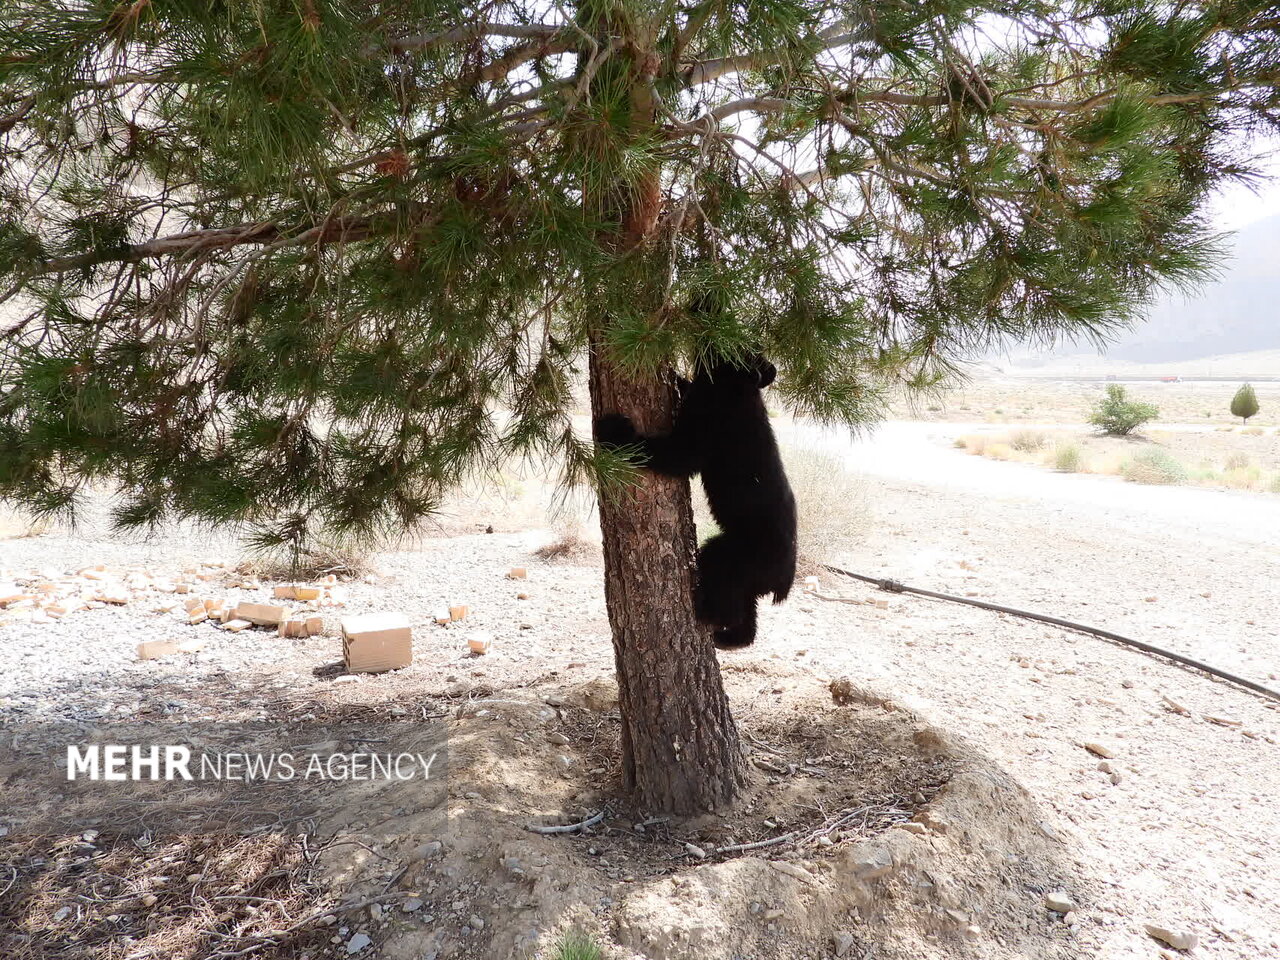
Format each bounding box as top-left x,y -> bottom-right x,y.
1,420 -> 1278,958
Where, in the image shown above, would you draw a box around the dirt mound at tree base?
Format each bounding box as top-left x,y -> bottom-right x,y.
316,665 -> 1079,960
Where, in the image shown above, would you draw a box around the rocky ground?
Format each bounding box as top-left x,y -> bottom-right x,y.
1,414 -> 1278,959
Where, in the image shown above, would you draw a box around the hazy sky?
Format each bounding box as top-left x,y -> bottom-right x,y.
1209,148 -> 1280,231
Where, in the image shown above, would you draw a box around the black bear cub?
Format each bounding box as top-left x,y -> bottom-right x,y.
595,353 -> 797,648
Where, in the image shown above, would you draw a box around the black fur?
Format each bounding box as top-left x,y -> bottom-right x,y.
595,354 -> 797,648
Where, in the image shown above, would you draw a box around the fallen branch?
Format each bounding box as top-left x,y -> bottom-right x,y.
524,809 -> 606,834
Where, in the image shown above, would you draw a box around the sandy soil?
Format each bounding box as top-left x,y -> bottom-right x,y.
2,415 -> 1278,959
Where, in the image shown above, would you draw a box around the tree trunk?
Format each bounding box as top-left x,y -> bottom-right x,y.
588,346 -> 748,814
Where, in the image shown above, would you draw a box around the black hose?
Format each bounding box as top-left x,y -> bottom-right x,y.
822,564 -> 1280,704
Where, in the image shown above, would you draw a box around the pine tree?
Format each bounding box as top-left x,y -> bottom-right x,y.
1230,383 -> 1260,424
3,1 -> 1279,813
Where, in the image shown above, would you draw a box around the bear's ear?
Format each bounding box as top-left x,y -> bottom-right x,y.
755,361 -> 777,388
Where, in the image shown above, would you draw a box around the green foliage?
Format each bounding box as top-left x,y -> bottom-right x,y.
551,929 -> 605,960
0,1 -> 1274,541
1088,385 -> 1159,436
1053,444 -> 1085,473
1121,448 -> 1187,485
1230,383 -> 1259,423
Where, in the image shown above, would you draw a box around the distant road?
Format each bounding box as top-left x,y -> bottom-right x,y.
1004,375 -> 1280,382
781,419 -> 1280,552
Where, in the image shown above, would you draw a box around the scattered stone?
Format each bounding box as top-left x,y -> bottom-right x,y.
1083,741 -> 1116,759
832,932 -> 855,957
547,732 -> 569,746
1045,891 -> 1077,914
684,843 -> 707,859
410,841 -> 443,860
894,821 -> 929,835
516,591 -> 529,600
1160,694 -> 1190,716
176,638 -> 206,654
53,906 -> 72,921
137,640 -> 179,660
507,567 -> 527,579
345,932 -> 372,953
237,602 -> 286,626
1144,924 -> 1198,951
769,860 -> 816,884
1204,714 -> 1242,727
402,898 -> 423,912
849,847 -> 894,880
1097,760 -> 1114,774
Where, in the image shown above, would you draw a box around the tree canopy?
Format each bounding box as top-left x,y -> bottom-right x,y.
3,1 -> 1278,546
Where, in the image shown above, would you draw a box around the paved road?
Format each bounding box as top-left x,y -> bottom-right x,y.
782,419 -> 1280,553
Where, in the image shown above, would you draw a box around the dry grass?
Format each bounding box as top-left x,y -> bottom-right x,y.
0,507 -> 51,540
0,832 -> 333,960
780,445 -> 868,564
955,428 -> 1280,492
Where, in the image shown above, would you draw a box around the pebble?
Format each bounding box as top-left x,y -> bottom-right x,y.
1045,891 -> 1077,913
1083,741 -> 1115,759
833,931 -> 855,957
1144,924 -> 1198,951
547,732 -> 570,746
346,932 -> 372,953
402,898 -> 423,912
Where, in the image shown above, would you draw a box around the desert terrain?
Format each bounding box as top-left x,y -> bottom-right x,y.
1,377 -> 1277,960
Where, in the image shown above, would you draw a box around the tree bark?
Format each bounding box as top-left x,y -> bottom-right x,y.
589,346 -> 748,814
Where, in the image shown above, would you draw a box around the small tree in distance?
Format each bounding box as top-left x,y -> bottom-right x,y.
1089,385 -> 1159,437
1230,384 -> 1260,424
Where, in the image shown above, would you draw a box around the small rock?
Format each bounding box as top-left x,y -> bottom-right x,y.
849,847 -> 894,880
53,906 -> 72,922
547,732 -> 570,746
768,860 -> 815,884
684,843 -> 707,859
1145,924 -> 1198,951
894,821 -> 929,835
410,841 -> 443,860
1045,891 -> 1077,913
1083,742 -> 1115,759
468,915 -> 485,930
346,932 -> 372,953
833,932 -> 855,957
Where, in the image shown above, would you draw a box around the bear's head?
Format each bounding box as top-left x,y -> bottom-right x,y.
702,352 -> 776,390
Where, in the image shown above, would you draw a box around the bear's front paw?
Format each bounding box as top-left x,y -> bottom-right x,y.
594,412 -> 638,448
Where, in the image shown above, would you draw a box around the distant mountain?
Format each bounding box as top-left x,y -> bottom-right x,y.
1095,213 -> 1280,362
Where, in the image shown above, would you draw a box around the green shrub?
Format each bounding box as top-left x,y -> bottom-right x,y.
552,930 -> 605,960
1230,383 -> 1259,424
1121,449 -> 1187,485
1089,385 -> 1158,436
1053,443 -> 1084,472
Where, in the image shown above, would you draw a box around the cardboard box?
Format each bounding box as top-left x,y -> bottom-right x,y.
341,612 -> 412,673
